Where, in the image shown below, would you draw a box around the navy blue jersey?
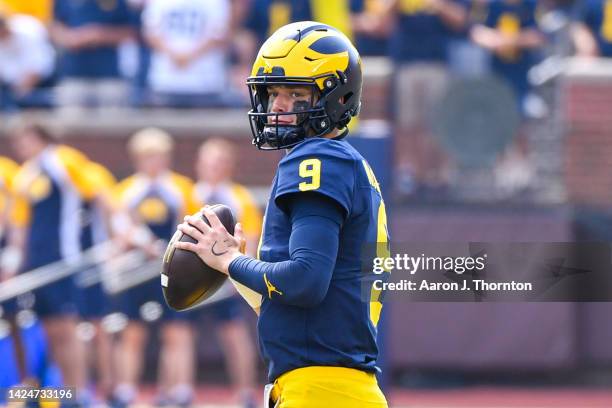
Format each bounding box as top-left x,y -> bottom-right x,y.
390,0 -> 468,63
53,0 -> 137,78
257,137 -> 389,381
580,0 -> 612,57
482,0 -> 540,99
12,146 -> 97,271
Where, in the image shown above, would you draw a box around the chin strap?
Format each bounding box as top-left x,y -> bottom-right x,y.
332,128 -> 349,141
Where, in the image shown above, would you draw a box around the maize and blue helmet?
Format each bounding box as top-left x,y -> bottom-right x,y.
247,21 -> 362,150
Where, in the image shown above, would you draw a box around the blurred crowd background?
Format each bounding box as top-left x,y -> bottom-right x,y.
0,0 -> 611,200
1,0 -> 612,407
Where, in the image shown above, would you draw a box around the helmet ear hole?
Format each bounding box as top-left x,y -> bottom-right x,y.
311,116 -> 331,134
323,77 -> 337,91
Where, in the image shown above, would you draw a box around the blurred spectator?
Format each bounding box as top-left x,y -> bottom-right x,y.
381,0 -> 468,194
142,0 -> 232,107
572,0 -> 612,58
192,138 -> 261,408
469,0 -> 546,110
51,0 -> 137,108
226,0 -> 260,101
0,13 -> 55,110
352,0 -> 394,56
384,0 -> 467,128
0,0 -> 52,23
111,128 -> 199,407
7,123 -> 102,405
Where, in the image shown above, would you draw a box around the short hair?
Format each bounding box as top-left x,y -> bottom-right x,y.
128,127 -> 174,155
198,137 -> 236,158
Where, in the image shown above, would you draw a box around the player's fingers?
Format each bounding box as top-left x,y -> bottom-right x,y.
202,208 -> 225,231
177,223 -> 204,241
234,222 -> 245,239
186,214 -> 212,233
235,223 -> 247,254
174,241 -> 199,253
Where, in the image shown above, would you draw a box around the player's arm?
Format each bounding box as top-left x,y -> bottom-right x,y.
470,23 -> 545,52
178,192 -> 343,308
176,142 -> 353,307
228,192 -> 343,307
571,22 -> 600,57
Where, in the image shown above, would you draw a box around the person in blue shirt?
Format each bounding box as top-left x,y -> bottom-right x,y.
572,0 -> 612,57
469,0 -> 546,107
174,21 -> 389,408
383,0 -> 468,64
375,0 -> 469,196
50,0 -> 137,107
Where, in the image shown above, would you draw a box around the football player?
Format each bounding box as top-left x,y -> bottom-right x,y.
176,21 -> 389,407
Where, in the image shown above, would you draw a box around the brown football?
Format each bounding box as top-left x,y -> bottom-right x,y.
161,204 -> 235,311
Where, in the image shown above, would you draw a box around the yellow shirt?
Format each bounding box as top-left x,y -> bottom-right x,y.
87,161 -> 117,196
11,145 -> 98,228
192,181 -> 263,238
0,0 -> 52,23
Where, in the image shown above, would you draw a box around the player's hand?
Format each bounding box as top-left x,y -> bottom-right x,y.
174,208 -> 246,275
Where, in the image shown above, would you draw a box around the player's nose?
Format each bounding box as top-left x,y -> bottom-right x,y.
270,94 -> 291,113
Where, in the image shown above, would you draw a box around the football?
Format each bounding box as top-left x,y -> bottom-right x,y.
161,204 -> 235,311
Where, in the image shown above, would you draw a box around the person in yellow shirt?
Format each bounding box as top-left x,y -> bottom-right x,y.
111,127 -> 199,407
191,138 -> 262,408
5,123 -> 102,405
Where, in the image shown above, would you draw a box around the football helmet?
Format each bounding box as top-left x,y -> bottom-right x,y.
247,21 -> 362,150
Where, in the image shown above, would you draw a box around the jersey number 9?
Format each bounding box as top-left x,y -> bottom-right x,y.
298,159 -> 321,191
